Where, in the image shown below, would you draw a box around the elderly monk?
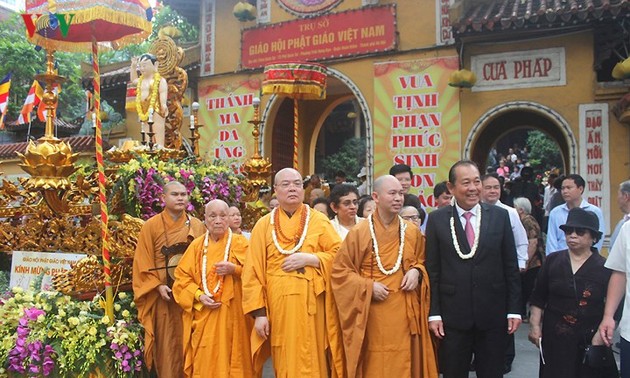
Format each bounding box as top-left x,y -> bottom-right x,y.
132,181 -> 205,377
242,168 -> 344,377
331,175 -> 438,377
173,199 -> 254,378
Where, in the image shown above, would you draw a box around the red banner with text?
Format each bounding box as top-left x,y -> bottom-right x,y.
241,5 -> 397,69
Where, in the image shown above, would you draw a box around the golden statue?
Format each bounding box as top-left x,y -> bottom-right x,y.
149,35 -> 189,149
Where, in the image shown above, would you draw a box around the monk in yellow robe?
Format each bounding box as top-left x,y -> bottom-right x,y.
132,181 -> 205,377
173,199 -> 255,378
332,175 -> 438,378
242,168 -> 345,377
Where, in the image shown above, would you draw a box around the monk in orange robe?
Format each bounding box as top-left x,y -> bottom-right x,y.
242,168 -> 345,377
173,199 -> 254,378
332,175 -> 438,378
132,181 -> 205,377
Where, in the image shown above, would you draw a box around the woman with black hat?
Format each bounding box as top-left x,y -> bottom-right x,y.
528,207 -> 616,377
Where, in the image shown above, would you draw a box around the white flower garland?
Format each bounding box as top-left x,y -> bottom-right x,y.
368,214 -> 406,275
270,205 -> 310,255
201,228 -> 232,297
449,197 -> 481,260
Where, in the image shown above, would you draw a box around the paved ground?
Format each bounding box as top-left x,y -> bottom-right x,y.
262,323 -> 621,377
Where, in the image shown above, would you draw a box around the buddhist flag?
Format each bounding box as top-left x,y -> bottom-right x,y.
37,83 -> 61,122
0,73 -> 11,130
17,80 -> 43,124
125,82 -> 137,112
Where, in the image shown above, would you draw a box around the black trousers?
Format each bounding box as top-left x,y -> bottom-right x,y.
440,325 -> 507,378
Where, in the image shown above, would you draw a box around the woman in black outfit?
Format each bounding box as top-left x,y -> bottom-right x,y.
528,207 -> 613,377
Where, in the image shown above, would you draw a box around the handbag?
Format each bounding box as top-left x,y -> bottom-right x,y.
582,344 -> 617,369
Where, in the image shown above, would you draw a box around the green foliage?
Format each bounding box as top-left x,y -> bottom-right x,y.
526,130 -> 563,171
321,138 -> 366,181
149,5 -> 199,43
0,14 -> 87,120
99,5 -> 198,65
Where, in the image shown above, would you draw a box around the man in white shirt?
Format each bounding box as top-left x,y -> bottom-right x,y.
546,174 -> 605,254
599,219 -> 630,377
481,174 -> 528,269
481,173 -> 528,373
611,180 -> 630,248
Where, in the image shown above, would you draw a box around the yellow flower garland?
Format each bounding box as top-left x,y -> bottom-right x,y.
136,72 -> 161,121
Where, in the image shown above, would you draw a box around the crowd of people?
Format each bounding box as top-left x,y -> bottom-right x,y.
131,158 -> 630,378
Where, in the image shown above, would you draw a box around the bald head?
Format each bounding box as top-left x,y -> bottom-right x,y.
373,175 -> 401,195
204,199 -> 230,238
161,181 -> 189,215
163,180 -> 187,194
274,168 -> 304,212
372,175 -> 404,219
205,199 -> 229,214
274,168 -> 302,185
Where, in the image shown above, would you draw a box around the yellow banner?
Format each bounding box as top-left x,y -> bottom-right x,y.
198,79 -> 260,173
373,57 -> 461,209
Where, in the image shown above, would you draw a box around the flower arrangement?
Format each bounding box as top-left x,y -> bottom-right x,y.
0,287 -> 144,377
108,154 -> 246,220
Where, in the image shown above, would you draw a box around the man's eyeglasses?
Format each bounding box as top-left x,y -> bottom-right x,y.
563,227 -> 588,236
402,215 -> 420,221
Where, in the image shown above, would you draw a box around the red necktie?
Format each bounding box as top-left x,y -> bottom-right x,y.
463,211 -> 475,247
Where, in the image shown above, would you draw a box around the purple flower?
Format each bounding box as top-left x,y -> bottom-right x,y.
25,307 -> 45,320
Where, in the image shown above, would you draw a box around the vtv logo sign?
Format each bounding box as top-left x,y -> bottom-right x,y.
21,13 -> 76,38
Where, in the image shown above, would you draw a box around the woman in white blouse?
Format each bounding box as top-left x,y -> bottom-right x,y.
329,184 -> 363,240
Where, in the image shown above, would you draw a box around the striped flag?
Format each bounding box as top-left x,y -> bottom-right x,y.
37,82 -> 61,122
125,82 -> 137,112
0,73 -> 11,130
17,80 -> 44,124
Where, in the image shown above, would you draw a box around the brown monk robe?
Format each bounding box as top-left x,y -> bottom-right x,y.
332,175 -> 438,378
132,181 -> 205,377
173,200 -> 255,378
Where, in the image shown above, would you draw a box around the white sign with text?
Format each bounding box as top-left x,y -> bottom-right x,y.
471,48 -> 566,91
10,251 -> 87,291
579,103 -> 610,234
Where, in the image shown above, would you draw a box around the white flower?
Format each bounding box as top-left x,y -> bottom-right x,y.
11,287 -> 23,294
101,315 -> 110,324
118,292 -> 127,300
114,304 -> 121,312
122,310 -> 130,318
37,314 -> 45,323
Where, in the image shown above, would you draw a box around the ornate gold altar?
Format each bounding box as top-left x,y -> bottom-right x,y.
1,42 -> 273,299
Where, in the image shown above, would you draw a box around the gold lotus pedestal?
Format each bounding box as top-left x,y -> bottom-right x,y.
242,97 -> 272,201
16,51 -> 78,213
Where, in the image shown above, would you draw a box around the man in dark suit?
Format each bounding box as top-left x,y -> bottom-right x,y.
425,160 -> 522,378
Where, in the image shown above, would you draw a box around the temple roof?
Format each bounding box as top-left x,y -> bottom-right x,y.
3,116 -> 84,135
0,135 -> 101,160
452,0 -> 630,36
